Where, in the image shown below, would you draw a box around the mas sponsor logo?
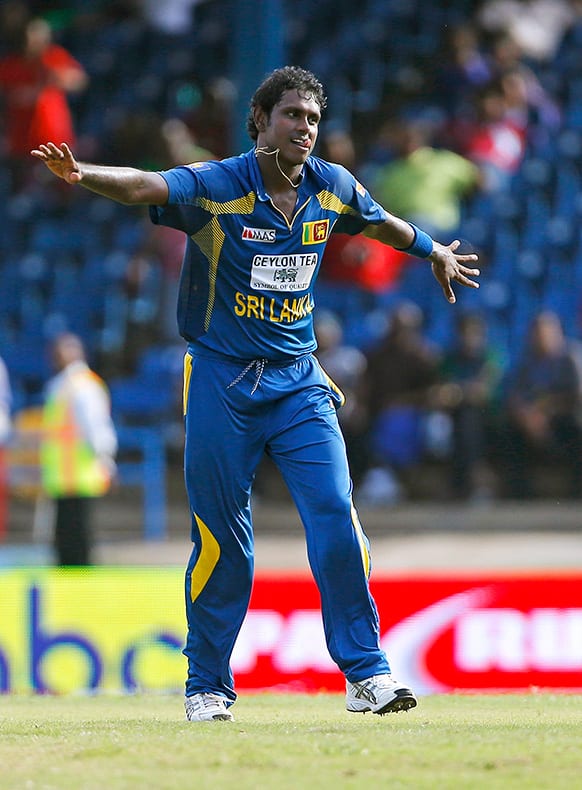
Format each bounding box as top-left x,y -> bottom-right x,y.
302,219 -> 329,244
242,226 -> 276,242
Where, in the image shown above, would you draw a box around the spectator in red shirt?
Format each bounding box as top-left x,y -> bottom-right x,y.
0,17 -> 87,165
318,125 -> 408,294
449,79 -> 526,193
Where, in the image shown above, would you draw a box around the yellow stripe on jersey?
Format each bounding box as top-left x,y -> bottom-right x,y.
315,189 -> 357,216
189,192 -> 256,330
196,191 -> 256,216
351,500 -> 370,579
190,216 -> 225,331
189,513 -> 221,602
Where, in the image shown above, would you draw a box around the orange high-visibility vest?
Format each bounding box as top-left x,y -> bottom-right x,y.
40,371 -> 111,498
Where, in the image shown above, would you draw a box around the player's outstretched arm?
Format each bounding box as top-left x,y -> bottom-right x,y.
31,142 -> 169,206
363,215 -> 479,304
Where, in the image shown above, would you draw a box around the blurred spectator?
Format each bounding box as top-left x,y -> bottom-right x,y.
0,1 -> 30,56
435,23 -> 492,116
360,117 -> 399,176
183,76 -> 235,159
0,355 -> 12,542
140,0 -> 202,35
320,233 -> 408,296
317,124 -> 409,296
126,220 -> 187,344
0,16 -> 87,189
108,110 -> 215,171
108,110 -> 167,170
314,310 -> 368,484
0,355 -> 11,446
318,124 -> 358,171
161,116 -> 217,164
502,311 -> 582,499
477,0 -> 577,62
448,78 -> 527,193
40,334 -> 117,565
370,118 -> 482,238
488,33 -> 562,137
435,312 -> 503,501
125,117 -> 217,343
358,302 -> 440,504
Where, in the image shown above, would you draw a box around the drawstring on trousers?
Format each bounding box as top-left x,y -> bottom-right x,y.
227,358 -> 267,395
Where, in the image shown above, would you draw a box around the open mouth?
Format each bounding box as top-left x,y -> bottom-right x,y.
292,138 -> 311,151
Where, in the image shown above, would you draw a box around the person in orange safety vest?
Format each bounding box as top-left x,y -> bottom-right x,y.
40,333 -> 117,565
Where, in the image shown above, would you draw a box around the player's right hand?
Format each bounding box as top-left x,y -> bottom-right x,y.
31,142 -> 82,184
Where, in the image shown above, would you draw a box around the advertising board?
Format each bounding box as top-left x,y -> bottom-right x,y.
1,569 -> 581,694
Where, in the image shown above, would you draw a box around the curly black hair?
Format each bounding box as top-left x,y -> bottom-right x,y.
246,66 -> 327,141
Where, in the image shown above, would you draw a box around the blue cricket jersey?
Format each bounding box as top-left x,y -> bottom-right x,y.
150,148 -> 387,360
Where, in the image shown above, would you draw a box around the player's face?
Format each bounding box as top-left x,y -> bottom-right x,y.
261,89 -> 321,166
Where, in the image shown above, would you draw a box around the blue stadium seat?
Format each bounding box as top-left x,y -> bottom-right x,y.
521,190 -> 551,250
516,249 -> 545,281
115,425 -> 167,541
554,162 -> 582,218
109,346 -> 182,425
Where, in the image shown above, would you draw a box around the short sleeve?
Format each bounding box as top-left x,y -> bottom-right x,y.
149,164 -> 212,233
327,164 -> 388,236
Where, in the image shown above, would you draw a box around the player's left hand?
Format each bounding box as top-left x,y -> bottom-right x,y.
429,240 -> 480,304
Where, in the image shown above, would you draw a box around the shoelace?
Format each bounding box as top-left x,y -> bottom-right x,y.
363,675 -> 396,687
227,358 -> 266,395
200,694 -> 222,709
187,693 -> 224,711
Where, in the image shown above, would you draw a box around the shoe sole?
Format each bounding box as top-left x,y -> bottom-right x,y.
347,688 -> 417,715
375,690 -> 417,715
185,713 -> 234,722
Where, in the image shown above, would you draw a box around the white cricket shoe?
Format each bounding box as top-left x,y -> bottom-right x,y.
346,674 -> 417,715
184,693 -> 234,722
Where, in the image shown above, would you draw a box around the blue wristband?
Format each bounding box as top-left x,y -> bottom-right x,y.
399,223 -> 434,258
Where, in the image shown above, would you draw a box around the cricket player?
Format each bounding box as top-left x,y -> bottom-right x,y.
32,66 -> 480,721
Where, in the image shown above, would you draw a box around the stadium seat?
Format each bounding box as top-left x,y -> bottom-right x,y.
109,346 -> 181,425
115,425 -> 167,541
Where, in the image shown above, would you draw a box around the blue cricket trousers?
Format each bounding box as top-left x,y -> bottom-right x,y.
182,347 -> 391,701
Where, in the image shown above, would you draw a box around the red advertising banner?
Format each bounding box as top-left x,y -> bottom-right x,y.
234,572 -> 582,693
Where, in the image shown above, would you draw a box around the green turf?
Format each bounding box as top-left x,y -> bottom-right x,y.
0,693 -> 580,789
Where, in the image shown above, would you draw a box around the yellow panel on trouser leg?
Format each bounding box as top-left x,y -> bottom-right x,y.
189,513 -> 221,602
183,353 -> 193,416
351,501 -> 370,579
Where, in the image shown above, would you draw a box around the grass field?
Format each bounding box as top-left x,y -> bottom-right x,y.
1,692 -> 580,789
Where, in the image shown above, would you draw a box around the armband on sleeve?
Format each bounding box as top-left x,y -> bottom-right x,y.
398,223 -> 434,258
